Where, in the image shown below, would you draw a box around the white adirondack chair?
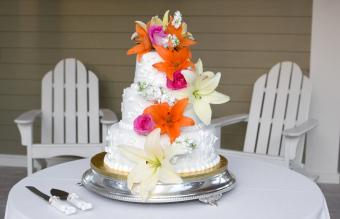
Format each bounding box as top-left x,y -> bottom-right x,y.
212,61 -> 317,174
15,58 -> 118,175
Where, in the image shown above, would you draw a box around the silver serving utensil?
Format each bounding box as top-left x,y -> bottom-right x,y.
50,188 -> 92,210
26,186 -> 77,215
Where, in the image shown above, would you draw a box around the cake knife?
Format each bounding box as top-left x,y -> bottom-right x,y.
50,188 -> 93,210
26,186 -> 77,215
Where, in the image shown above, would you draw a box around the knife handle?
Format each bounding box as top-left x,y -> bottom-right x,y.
67,193 -> 93,210
49,196 -> 77,215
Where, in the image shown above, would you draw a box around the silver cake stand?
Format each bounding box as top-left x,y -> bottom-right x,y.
81,152 -> 236,205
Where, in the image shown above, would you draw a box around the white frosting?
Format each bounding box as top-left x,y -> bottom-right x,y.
105,123 -> 220,173
105,51 -> 221,174
121,86 -> 150,125
133,52 -> 167,87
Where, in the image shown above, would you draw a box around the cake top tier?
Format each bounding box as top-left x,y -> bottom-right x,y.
133,51 -> 167,88
127,10 -> 230,140
127,10 -> 196,81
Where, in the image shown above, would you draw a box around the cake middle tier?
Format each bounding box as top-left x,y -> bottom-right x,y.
121,83 -> 202,126
105,122 -> 220,174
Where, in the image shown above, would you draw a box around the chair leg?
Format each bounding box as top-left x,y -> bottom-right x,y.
290,161 -> 319,182
27,145 -> 33,175
27,156 -> 33,176
36,159 -> 48,170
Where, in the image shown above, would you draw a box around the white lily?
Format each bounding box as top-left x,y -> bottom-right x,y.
173,59 -> 230,125
117,128 -> 186,200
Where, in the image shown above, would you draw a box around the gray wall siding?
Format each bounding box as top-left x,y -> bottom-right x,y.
0,0 -> 312,154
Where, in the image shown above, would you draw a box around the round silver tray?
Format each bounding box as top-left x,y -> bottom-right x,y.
81,152 -> 236,204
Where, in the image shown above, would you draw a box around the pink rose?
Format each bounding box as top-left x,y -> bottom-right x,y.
148,25 -> 167,46
133,114 -> 155,135
166,70 -> 187,90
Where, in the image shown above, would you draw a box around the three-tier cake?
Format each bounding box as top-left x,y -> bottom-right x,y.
103,10 -> 230,199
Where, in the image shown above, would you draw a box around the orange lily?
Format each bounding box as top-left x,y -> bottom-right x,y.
152,46 -> 193,80
143,98 -> 194,143
127,23 -> 152,61
167,19 -> 196,49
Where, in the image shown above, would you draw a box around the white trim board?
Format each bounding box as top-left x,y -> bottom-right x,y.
306,0 -> 340,186
0,153 -> 78,168
307,170 -> 340,184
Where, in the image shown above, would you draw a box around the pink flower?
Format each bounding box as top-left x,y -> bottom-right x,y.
166,70 -> 187,90
148,25 -> 167,47
133,114 -> 155,135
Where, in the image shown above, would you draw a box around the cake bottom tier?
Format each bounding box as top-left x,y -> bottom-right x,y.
105,122 -> 221,174
82,153 -> 236,204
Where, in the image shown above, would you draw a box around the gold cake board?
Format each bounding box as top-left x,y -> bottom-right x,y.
91,152 -> 228,179
82,152 -> 236,204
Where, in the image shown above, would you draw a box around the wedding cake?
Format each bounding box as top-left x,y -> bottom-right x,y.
104,10 -> 230,199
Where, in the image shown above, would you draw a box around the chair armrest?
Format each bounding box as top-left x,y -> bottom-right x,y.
14,110 -> 41,125
14,110 -> 41,146
100,109 -> 118,124
211,114 -> 248,128
283,119 -> 318,137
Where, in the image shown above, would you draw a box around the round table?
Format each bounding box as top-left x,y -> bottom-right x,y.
5,152 -> 330,219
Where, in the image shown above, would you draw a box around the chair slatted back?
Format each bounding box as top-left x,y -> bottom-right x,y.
41,58 -> 100,144
243,62 -> 312,158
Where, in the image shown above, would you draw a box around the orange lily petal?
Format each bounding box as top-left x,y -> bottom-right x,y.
167,20 -> 196,49
161,125 -> 169,135
153,63 -> 171,79
142,99 -> 194,143
136,24 -> 147,37
127,44 -> 144,55
144,103 -> 168,124
153,62 -> 175,80
175,48 -> 189,62
167,21 -> 182,37
179,117 -> 195,127
181,38 -> 196,47
178,60 -> 193,72
154,45 -> 172,61
127,23 -> 152,61
153,62 -> 171,73
171,98 -> 188,121
152,47 -> 193,80
168,123 -> 180,143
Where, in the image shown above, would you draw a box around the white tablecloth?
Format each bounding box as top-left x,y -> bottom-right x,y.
5,152 -> 330,219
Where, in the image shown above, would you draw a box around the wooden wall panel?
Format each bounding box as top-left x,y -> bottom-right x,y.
0,0 -> 312,16
1,48 -> 310,68
0,32 -> 310,52
0,0 -> 312,155
0,16 -> 311,34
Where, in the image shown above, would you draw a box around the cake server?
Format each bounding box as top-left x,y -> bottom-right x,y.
26,186 -> 77,215
50,188 -> 93,210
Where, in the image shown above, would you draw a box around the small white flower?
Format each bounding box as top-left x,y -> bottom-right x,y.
173,136 -> 196,154
159,37 -> 169,48
137,82 -> 175,105
145,86 -> 162,101
137,81 -> 148,91
118,129 -> 186,200
167,34 -> 180,48
172,11 -> 182,29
